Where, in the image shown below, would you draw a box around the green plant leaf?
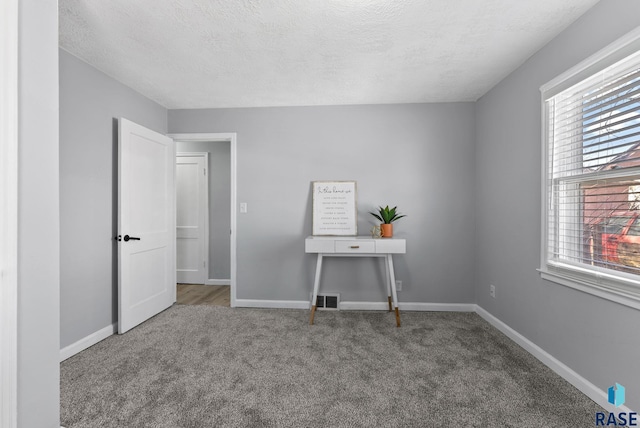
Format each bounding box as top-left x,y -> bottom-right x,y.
369,212 -> 383,222
390,214 -> 407,223
382,207 -> 391,223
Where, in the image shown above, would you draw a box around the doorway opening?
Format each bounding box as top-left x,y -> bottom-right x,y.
170,133 -> 237,308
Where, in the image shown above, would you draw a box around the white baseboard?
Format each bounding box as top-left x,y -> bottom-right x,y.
205,279 -> 230,286
340,301 -> 476,312
401,302 -> 476,312
234,299 -> 310,309
236,299 -> 476,312
60,323 -> 116,362
233,299 -> 476,312
475,305 -> 634,413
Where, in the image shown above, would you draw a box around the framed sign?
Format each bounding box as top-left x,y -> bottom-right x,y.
312,181 -> 357,236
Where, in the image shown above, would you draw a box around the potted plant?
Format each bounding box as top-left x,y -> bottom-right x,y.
369,205 -> 406,238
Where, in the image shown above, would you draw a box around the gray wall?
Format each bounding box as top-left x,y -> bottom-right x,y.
59,49 -> 168,348
176,141 -> 232,280
475,0 -> 640,411
169,103 -> 476,303
18,0 -> 60,426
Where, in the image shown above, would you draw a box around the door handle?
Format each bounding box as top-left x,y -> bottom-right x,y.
123,235 -> 141,242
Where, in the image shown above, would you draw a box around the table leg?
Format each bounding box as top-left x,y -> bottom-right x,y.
387,254 -> 401,327
309,254 -> 323,325
384,258 -> 392,312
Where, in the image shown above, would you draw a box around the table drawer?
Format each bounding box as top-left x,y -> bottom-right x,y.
335,240 -> 375,253
305,238 -> 335,253
375,239 -> 406,254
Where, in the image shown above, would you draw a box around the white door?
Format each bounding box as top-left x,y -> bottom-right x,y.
118,118 -> 175,334
176,154 -> 208,284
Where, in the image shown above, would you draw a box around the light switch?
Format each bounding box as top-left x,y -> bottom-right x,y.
240,202 -> 248,213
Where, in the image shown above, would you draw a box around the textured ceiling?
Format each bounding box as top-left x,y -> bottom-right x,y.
59,0 -> 600,109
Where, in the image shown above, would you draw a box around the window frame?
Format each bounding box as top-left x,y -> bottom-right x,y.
540,26 -> 640,310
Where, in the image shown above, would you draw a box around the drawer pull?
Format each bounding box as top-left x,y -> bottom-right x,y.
350,245 -> 360,249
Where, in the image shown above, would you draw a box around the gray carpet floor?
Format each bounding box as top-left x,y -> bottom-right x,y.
61,305 -> 602,427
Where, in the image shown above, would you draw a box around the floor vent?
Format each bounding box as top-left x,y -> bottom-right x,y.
315,293 -> 340,310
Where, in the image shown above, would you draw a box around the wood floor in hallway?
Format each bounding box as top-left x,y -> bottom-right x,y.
177,283 -> 230,307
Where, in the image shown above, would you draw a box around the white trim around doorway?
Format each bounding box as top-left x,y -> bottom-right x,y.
169,133 -> 238,307
0,0 -> 19,425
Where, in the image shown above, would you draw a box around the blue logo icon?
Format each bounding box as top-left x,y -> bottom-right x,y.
608,383 -> 626,408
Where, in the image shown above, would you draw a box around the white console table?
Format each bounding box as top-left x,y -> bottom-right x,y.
305,236 -> 406,327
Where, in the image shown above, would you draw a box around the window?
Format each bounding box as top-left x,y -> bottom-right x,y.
541,29 -> 640,307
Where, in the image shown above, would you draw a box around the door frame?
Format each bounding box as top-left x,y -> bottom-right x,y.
176,152 -> 210,284
169,133 -> 238,307
1,0 -> 19,424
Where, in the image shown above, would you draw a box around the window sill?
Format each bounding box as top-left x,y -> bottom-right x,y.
538,266 -> 640,311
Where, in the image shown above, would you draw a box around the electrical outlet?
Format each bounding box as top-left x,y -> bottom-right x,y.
490,284 -> 496,298
396,280 -> 402,291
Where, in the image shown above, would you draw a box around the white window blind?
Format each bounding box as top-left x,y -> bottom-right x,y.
544,45 -> 640,300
